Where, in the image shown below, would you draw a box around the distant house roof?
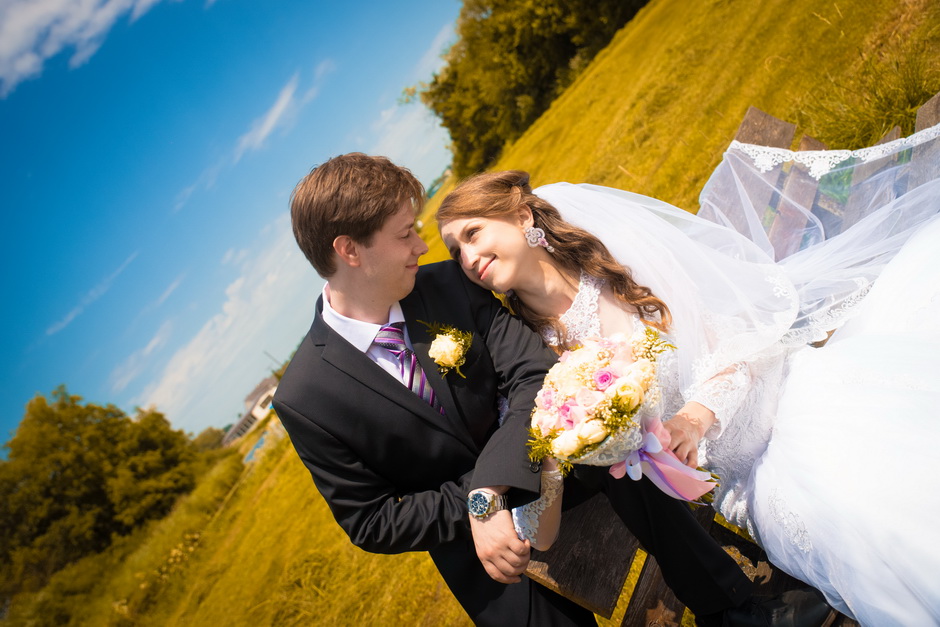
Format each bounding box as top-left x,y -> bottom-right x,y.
244,375 -> 278,412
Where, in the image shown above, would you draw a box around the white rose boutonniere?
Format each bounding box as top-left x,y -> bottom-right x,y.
419,320 -> 472,378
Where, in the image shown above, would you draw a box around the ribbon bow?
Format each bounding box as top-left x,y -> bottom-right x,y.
609,419 -> 715,501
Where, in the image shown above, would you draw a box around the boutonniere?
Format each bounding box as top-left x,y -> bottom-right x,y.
418,320 -> 472,378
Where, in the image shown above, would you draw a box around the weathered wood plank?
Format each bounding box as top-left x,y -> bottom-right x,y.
910,92 -> 940,191
842,124 -> 905,229
620,554 -> 683,627
768,134 -> 827,260
526,493 -> 636,618
915,91 -> 940,131
734,106 -> 796,147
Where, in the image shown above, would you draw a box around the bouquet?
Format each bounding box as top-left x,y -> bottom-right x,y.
527,328 -> 715,501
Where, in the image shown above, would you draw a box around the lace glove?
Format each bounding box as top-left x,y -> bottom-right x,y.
512,469 -> 564,547
689,361 -> 750,439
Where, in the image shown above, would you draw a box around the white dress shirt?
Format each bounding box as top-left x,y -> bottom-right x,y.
320,283 -> 417,385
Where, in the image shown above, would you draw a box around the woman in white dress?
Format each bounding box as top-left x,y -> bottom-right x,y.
436,121 -> 940,626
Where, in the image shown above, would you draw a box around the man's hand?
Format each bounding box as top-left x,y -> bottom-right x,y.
469,509 -> 530,583
664,402 -> 715,468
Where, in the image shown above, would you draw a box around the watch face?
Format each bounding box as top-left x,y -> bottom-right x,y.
468,491 -> 491,517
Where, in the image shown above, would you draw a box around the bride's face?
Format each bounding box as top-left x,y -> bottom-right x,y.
440,213 -> 536,293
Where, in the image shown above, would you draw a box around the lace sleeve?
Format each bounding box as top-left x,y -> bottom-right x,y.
512,469 -> 564,546
689,361 -> 751,439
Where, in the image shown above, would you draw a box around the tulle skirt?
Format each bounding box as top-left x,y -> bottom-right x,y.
750,216 -> 940,625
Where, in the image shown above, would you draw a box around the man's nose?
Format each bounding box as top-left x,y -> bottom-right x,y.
413,231 -> 429,255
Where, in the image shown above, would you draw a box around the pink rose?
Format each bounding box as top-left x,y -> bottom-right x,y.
593,368 -> 615,390
575,388 -> 604,411
567,404 -> 588,426
536,387 -> 555,409
531,408 -> 559,435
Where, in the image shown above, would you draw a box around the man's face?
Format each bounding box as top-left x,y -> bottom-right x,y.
357,200 -> 429,303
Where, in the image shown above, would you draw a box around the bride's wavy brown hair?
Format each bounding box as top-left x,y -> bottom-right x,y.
437,170 -> 671,346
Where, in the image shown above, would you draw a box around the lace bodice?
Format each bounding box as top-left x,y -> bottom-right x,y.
542,270 -> 783,531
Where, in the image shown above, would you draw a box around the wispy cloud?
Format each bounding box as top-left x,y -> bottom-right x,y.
46,251 -> 139,336
221,247 -> 249,266
412,22 -> 454,81
0,0 -> 176,97
109,319 -> 173,393
136,214 -> 319,432
175,60 -> 335,211
369,103 -> 450,186
364,27 -> 452,185
234,73 -> 300,163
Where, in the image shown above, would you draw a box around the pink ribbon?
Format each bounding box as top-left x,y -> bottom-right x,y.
608,419 -> 716,501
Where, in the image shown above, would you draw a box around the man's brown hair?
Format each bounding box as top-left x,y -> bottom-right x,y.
290,153 -> 425,277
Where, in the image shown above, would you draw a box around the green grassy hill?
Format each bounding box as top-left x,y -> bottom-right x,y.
420,0 -> 940,259
11,1 -> 939,625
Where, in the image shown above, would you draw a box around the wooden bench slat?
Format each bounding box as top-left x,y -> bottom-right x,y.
526,493 -> 636,618
768,134 -> 827,260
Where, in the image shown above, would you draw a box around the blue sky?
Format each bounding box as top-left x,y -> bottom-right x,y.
0,0 -> 459,442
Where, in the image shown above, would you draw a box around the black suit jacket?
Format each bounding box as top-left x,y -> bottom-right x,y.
274,261 -> 561,618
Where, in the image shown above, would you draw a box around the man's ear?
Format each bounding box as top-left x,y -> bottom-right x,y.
516,203 -> 535,228
333,235 -> 361,268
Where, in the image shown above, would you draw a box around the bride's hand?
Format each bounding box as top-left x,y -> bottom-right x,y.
664,402 -> 715,468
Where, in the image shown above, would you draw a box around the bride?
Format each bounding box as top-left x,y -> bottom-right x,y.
436,122 -> 940,626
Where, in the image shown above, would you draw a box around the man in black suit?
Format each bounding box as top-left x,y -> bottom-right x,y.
274,153 -> 830,626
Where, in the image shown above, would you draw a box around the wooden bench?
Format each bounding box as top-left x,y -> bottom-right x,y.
525,91 -> 940,625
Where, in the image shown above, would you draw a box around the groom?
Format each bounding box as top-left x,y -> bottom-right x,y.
273,153 -> 829,626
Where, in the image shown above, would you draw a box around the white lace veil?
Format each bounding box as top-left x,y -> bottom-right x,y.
532,121 -> 940,399
533,183 -> 797,401
700,122 -> 940,345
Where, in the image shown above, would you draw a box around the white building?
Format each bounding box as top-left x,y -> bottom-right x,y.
223,375 -> 278,446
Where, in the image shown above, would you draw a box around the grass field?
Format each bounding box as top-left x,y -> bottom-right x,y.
420,0 -> 940,260
12,1 -> 940,625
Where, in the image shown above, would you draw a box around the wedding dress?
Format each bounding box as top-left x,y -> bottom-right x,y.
528,121 -> 940,625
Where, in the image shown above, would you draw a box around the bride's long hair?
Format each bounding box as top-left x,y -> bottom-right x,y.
437,170 -> 671,345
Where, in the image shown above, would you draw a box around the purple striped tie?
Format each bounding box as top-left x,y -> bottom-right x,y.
374,322 -> 444,414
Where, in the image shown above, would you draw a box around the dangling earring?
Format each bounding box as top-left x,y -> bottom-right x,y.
524,226 -> 555,253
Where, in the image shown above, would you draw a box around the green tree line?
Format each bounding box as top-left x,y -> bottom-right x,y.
416,0 -> 649,176
0,387 -> 220,602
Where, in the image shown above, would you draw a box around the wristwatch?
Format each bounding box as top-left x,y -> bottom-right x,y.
467,489 -> 509,519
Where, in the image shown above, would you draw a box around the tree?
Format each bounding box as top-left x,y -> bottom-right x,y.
192,426 -> 225,451
0,388 -> 197,598
419,0 -> 649,176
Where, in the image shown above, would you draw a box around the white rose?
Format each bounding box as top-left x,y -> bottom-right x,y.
428,335 -> 463,368
607,376 -> 645,408
630,358 -> 656,384
551,430 -> 582,458
531,408 -> 559,435
575,420 -> 608,445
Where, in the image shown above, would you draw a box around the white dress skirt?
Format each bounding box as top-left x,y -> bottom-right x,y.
750,216 -> 940,625
529,121 -> 940,625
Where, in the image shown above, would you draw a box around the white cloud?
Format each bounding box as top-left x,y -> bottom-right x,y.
176,60 -> 334,212
368,103 -> 451,186
136,214 -> 320,432
303,58 -> 336,103
173,161 -> 221,213
109,319 -> 173,393
412,22 -> 454,81
363,26 -> 453,186
46,251 -> 139,336
0,0 -> 175,97
221,247 -> 249,266
234,73 -> 300,163
153,273 -> 184,308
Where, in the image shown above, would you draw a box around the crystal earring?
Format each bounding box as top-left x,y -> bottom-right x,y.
524,226 -> 555,253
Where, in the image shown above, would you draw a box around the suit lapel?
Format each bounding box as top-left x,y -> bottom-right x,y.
400,290 -> 477,449
312,299 -> 475,450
